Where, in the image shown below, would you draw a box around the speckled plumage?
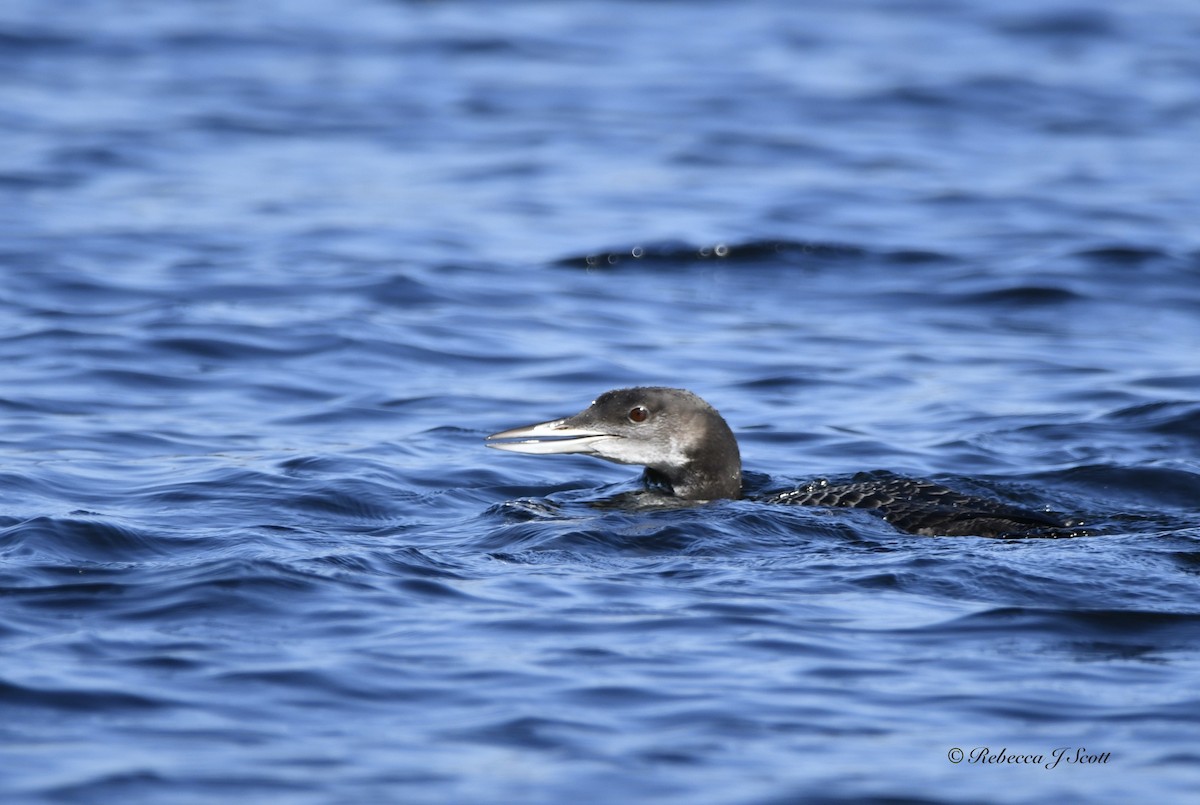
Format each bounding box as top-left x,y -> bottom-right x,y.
764,471 -> 1076,537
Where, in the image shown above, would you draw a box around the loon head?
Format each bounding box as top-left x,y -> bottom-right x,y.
486,387 -> 742,501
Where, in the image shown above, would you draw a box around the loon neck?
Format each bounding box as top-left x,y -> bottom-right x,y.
645,465 -> 742,501
644,432 -> 742,501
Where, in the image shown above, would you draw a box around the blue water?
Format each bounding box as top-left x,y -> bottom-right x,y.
3,1 -> 1200,802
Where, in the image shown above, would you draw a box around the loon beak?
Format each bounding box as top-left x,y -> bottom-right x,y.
486,418 -> 616,455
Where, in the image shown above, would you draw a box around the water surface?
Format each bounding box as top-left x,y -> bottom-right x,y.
3,1 -> 1200,802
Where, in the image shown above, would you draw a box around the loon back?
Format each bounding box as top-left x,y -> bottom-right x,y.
766,471 -> 1074,538
486,387 -> 1078,538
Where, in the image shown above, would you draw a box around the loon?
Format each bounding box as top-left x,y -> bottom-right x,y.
486,387 -> 1077,538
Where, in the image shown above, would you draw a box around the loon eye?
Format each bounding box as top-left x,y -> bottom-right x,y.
628,406 -> 649,423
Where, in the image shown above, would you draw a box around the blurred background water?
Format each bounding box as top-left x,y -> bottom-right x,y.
2,1 -> 1200,802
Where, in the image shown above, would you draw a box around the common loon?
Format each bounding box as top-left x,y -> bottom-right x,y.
486,387 -> 1078,538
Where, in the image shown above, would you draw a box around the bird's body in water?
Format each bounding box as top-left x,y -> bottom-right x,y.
486,387 -> 1082,538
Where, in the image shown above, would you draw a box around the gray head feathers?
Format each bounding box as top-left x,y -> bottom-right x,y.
487,387 -> 742,500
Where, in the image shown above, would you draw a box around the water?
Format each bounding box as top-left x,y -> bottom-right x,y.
3,1 -> 1200,802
